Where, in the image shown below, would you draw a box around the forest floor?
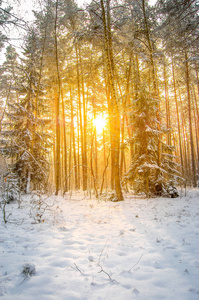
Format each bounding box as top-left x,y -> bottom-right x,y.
0,188 -> 199,299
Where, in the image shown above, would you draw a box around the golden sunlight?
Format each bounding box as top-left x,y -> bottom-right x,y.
93,115 -> 107,134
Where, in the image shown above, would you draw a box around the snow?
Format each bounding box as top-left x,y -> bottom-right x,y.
1,189 -> 199,299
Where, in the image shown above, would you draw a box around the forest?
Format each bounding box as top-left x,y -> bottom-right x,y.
0,0 -> 199,202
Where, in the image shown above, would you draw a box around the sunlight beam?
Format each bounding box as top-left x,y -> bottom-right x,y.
93,115 -> 107,134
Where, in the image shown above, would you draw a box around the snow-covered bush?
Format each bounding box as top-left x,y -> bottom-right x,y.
166,183 -> 179,198
22,263 -> 36,277
30,192 -> 60,223
3,171 -> 20,203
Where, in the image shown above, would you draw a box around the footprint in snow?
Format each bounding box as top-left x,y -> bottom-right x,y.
58,227 -> 69,232
88,255 -> 94,262
132,288 -> 140,294
154,261 -> 162,269
189,288 -> 199,294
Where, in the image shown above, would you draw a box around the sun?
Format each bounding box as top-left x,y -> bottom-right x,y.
93,115 -> 107,134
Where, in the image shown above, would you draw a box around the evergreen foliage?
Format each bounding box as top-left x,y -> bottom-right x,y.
1,33 -> 50,193
3,170 -> 20,203
125,88 -> 181,197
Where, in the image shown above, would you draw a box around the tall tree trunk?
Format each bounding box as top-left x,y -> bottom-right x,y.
77,101 -> 80,189
90,126 -> 98,197
54,0 -> 61,195
125,54 -> 133,156
142,0 -> 161,170
79,48 -> 88,190
118,55 -> 132,179
179,88 -> 189,181
172,58 -> 184,174
164,61 -> 171,145
75,45 -> 83,190
61,86 -> 68,192
100,0 -> 123,201
69,116 -> 72,191
70,86 -> 78,190
185,52 -> 197,187
191,88 -> 199,171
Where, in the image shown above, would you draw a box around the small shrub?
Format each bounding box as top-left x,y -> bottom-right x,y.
3,171 -> 20,203
22,263 -> 36,277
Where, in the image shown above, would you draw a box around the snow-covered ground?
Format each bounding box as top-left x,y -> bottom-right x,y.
0,188 -> 199,300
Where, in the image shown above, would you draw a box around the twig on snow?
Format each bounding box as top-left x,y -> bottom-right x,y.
73,263 -> 84,275
128,254 -> 144,272
98,239 -> 109,265
98,265 -> 117,283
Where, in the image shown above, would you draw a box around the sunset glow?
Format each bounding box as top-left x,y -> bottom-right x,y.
93,115 -> 107,134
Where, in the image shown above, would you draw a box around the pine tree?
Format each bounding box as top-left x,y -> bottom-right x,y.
125,87 -> 181,197
1,30 -> 50,193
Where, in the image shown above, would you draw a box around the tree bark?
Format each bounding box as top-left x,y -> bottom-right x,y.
100,0 -> 123,201
61,85 -> 68,192
172,58 -> 184,173
70,86 -> 78,190
142,0 -> 161,170
54,0 -> 61,195
185,52 -> 197,187
79,48 -> 88,191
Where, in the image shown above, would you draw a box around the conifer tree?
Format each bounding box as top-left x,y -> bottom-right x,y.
1,30 -> 50,193
125,86 -> 181,197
